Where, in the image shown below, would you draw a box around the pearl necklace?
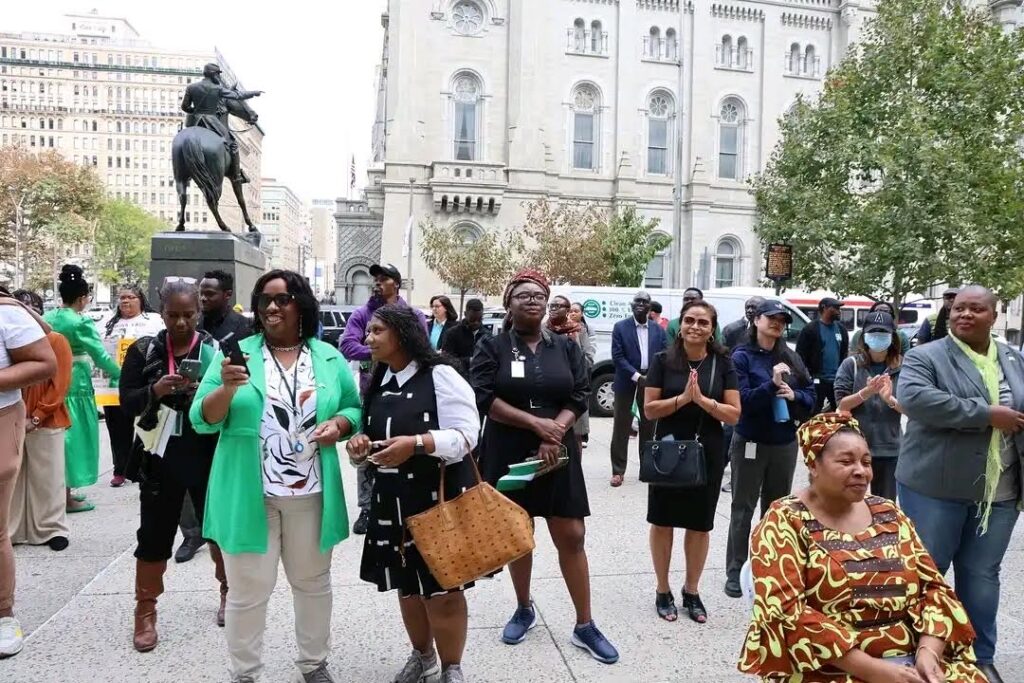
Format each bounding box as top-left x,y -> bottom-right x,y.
268,343 -> 302,353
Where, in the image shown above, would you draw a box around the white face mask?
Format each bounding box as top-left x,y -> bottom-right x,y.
864,332 -> 892,352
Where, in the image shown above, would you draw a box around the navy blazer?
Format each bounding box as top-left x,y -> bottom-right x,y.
611,317 -> 668,393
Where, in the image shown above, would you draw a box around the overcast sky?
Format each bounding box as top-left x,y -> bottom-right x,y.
5,2 -> 388,204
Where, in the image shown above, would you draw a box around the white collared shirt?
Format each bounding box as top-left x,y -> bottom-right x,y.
636,319 -> 650,374
380,361 -> 480,463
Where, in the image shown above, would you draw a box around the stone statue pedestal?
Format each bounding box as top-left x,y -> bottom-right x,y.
148,231 -> 268,308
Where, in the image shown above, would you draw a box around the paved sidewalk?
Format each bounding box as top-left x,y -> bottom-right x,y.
5,418 -> 1024,682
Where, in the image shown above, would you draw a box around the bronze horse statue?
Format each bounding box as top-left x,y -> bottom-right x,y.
171,87 -> 259,233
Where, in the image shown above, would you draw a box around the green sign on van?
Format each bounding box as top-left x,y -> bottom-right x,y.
582,299 -> 602,318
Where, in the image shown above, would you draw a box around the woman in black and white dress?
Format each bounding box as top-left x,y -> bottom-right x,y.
348,304 -> 479,683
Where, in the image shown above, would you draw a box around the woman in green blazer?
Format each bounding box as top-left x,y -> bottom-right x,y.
191,270 -> 361,683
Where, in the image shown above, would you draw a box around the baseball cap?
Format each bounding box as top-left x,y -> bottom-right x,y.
863,311 -> 895,333
756,300 -> 793,323
820,297 -> 842,310
369,263 -> 402,287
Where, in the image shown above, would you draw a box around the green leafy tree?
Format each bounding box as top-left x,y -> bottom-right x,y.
419,219 -> 523,310
93,199 -> 163,287
750,0 -> 1024,309
520,199 -> 611,285
0,147 -> 103,289
601,205 -> 671,287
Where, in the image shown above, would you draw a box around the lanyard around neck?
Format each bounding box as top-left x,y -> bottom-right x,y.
168,333 -> 200,375
269,345 -> 304,416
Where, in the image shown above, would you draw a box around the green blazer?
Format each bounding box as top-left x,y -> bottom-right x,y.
190,334 -> 362,554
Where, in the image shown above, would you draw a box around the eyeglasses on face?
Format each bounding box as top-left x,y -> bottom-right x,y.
682,316 -> 712,328
512,292 -> 547,303
632,299 -> 650,306
257,292 -> 295,310
547,302 -> 569,310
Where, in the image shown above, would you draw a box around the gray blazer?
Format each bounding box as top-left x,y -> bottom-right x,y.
895,336 -> 1024,502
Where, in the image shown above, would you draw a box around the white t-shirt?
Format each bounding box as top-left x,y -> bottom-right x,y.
0,306 -> 46,409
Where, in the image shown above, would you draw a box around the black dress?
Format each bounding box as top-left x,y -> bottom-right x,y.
645,349 -> 738,532
358,365 -> 475,597
473,330 -> 591,519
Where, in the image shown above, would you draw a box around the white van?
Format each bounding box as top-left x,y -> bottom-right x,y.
549,285 -> 810,417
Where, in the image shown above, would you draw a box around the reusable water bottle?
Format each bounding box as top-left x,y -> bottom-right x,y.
772,396 -> 790,423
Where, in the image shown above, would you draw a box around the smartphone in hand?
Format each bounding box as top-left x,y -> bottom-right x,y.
177,358 -> 202,383
220,336 -> 250,376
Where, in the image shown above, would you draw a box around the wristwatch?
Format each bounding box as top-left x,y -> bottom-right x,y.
413,434 -> 427,456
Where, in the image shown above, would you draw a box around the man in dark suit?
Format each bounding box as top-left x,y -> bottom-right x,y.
609,291 -> 667,487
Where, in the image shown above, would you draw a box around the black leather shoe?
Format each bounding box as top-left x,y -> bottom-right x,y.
724,576 -> 743,599
174,536 -> 206,563
352,509 -> 370,535
979,663 -> 1004,683
47,536 -> 69,552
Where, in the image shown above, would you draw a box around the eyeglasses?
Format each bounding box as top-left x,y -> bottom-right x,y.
682,316 -> 712,329
512,292 -> 548,303
163,276 -> 197,285
547,302 -> 568,310
257,292 -> 295,310
632,299 -> 650,306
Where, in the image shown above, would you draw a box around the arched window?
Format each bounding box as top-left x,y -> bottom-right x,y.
645,234 -> 671,288
649,27 -> 662,58
804,45 -> 817,76
591,20 -> 603,53
665,28 -> 677,60
452,1 -> 485,36
718,98 -> 745,180
715,238 -> 740,287
720,35 -> 733,67
348,268 -> 372,305
789,43 -> 802,74
571,84 -> 600,170
736,37 -> 749,69
647,90 -> 674,175
451,72 -> 482,161
574,18 -> 586,51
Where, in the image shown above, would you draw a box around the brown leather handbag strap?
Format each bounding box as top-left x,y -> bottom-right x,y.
436,448 -> 485,506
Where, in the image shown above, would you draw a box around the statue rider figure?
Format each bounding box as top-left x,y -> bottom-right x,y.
180,63 -> 262,183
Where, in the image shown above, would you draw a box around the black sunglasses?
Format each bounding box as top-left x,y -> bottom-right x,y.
257,292 -> 295,310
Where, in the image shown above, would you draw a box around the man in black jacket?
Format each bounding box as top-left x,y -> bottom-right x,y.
796,297 -> 849,414
722,296 -> 764,350
198,270 -> 252,345
441,298 -> 490,371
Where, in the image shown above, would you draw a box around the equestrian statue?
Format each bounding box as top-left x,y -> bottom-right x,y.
172,62 -> 262,233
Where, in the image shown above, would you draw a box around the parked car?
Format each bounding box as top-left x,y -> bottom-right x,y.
319,305 -> 359,347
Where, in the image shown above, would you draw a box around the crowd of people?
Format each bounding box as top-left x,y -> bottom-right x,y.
1,264 -> 1020,683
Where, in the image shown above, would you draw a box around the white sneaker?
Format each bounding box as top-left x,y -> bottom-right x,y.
0,616 -> 24,658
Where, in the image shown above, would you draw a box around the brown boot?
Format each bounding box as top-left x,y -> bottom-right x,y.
209,543 -> 228,628
133,559 -> 166,652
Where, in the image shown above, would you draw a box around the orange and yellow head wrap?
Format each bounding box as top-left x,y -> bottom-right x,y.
797,412 -> 863,467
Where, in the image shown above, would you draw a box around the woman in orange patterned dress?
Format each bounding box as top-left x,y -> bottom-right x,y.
738,413 -> 986,683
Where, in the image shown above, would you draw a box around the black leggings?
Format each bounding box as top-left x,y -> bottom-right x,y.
134,453 -> 210,562
104,406 -> 136,477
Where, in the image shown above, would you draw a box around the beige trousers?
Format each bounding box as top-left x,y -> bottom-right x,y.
9,427 -> 69,545
222,493 -> 333,680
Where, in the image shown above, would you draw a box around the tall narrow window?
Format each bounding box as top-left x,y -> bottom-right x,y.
452,73 -> 481,161
789,43 -> 801,74
715,239 -> 739,287
804,45 -> 817,76
647,91 -> 673,175
649,27 -> 661,58
720,35 -> 733,67
591,21 -> 603,53
571,85 -> 599,170
574,19 -> 586,52
665,28 -> 677,60
736,37 -> 749,69
718,98 -> 744,180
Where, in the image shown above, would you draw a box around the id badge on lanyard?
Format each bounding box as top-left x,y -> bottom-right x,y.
508,331 -> 526,379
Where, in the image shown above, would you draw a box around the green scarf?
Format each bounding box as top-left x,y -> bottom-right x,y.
950,335 -> 1002,534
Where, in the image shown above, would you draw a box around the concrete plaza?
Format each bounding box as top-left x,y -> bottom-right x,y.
6,418 -> 1024,682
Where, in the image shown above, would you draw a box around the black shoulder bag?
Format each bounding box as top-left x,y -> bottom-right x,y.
639,356 -> 715,488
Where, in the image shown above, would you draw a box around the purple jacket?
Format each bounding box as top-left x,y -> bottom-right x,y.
339,295 -> 427,391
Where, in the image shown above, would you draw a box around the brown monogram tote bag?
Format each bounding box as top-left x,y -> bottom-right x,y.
405,454 -> 536,590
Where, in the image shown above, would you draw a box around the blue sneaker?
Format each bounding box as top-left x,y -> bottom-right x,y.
571,621 -> 619,664
501,603 -> 536,645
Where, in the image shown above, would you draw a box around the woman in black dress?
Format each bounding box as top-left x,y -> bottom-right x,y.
348,305 -> 480,683
643,300 -> 740,624
473,269 -> 619,665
